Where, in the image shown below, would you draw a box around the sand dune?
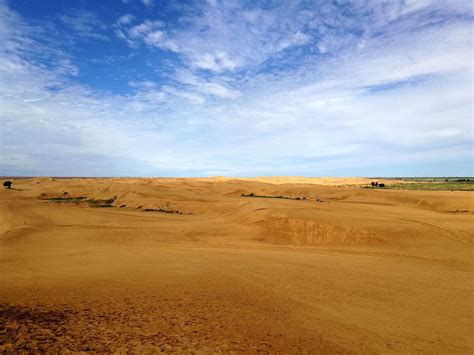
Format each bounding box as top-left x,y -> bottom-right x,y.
1,177 -> 473,352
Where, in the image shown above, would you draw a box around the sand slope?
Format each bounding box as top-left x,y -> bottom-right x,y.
1,178 -> 473,352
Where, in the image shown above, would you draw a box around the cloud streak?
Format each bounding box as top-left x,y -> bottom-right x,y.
59,9 -> 109,40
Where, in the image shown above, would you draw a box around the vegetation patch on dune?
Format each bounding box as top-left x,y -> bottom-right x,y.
41,196 -> 87,203
241,193 -> 307,200
142,208 -> 192,215
361,178 -> 474,191
446,209 -> 470,214
384,182 -> 474,191
40,195 -> 118,207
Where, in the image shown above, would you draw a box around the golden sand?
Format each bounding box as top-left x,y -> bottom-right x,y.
1,177 -> 473,352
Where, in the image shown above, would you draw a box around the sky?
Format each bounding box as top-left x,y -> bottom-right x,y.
0,0 -> 472,177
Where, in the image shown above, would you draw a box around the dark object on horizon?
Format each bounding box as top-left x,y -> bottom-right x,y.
374,182 -> 379,187
379,183 -> 385,188
371,182 -> 375,187
3,181 -> 12,189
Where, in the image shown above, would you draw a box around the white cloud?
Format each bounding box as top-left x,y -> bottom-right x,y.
161,86 -> 205,105
199,82 -> 240,99
143,30 -> 179,52
316,42 -> 327,53
278,31 -> 310,51
128,20 -> 164,38
142,0 -> 153,8
116,20 -> 180,51
117,14 -> 135,25
173,69 -> 240,99
129,80 -> 158,89
191,52 -> 237,72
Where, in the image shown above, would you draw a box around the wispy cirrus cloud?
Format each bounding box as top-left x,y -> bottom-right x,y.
59,9 -> 109,41
115,2 -> 313,72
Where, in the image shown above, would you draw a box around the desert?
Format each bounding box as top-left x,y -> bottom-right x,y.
1,177 -> 473,352
2,0 -> 473,352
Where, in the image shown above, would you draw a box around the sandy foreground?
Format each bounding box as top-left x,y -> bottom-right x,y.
1,177 -> 473,353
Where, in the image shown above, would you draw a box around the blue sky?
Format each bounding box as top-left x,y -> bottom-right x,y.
0,0 -> 472,177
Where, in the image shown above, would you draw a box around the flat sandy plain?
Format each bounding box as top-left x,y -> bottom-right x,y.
1,177 -> 473,353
